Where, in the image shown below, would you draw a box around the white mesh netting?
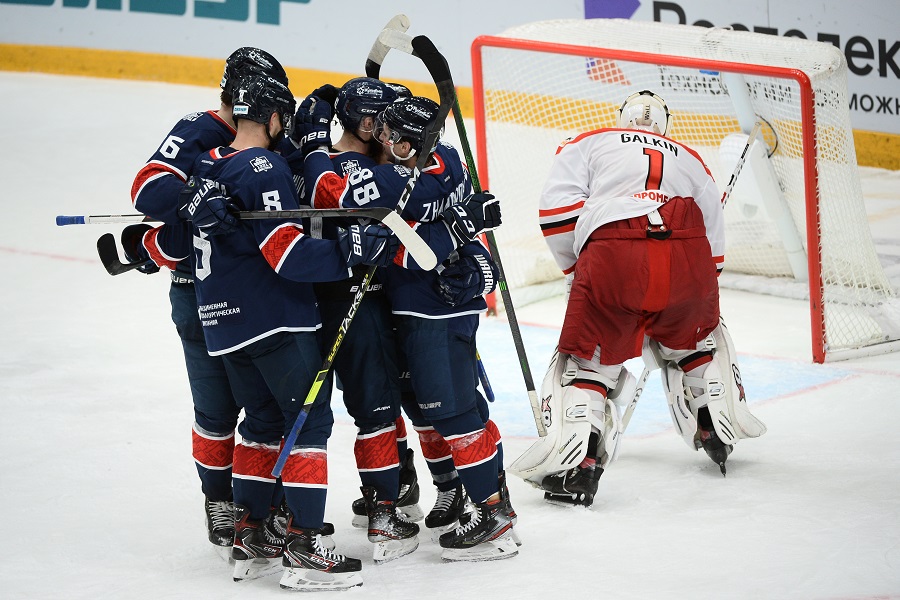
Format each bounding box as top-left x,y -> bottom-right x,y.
474,18 -> 900,360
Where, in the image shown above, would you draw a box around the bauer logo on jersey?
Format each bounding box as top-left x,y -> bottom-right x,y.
250,156 -> 273,173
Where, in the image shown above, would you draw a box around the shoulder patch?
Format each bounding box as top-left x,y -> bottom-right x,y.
340,159 -> 361,176
181,112 -> 203,122
393,164 -> 412,176
250,155 -> 273,173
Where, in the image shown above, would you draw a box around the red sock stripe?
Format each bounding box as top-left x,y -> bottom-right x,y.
191,427 -> 234,470
446,429 -> 497,470
485,419 -> 502,447
354,428 -> 400,472
395,416 -> 408,442
281,448 -> 328,488
232,441 -> 279,482
415,426 -> 452,462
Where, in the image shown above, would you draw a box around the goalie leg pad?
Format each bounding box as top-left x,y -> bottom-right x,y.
709,318 -> 767,439
660,361 -> 700,450
508,350 -> 593,485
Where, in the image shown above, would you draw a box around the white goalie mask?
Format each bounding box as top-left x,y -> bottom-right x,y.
616,90 -> 672,136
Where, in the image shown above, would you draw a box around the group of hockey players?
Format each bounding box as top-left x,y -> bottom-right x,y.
117,36 -> 767,592
124,46 -> 514,591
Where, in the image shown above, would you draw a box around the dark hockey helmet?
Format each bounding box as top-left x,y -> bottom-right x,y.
221,47 -> 288,101
375,96 -> 443,155
335,77 -> 401,132
383,81 -> 412,99
232,74 -> 297,137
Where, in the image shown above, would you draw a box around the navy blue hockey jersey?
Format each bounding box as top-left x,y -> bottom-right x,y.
186,146 -> 352,355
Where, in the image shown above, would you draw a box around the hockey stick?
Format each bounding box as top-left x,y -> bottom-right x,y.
96,232 -> 153,275
378,27 -> 546,436
68,207 -> 436,275
272,34 -> 455,478
365,13 -> 409,79
721,121 -> 761,207
476,349 -> 495,402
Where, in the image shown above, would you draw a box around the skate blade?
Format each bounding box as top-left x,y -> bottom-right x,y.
398,503 -> 425,522
350,514 -> 368,529
427,522 -> 459,544
440,533 -> 519,562
279,567 -> 363,591
372,536 -> 419,564
212,544 -> 235,565
543,492 -> 594,508
232,557 -> 282,582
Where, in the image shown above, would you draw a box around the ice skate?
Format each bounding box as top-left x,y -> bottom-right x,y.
439,496 -> 518,562
541,464 -> 604,507
361,486 -> 419,563
698,427 -> 733,476
351,448 -> 424,527
425,483 -> 467,540
204,497 -> 235,564
269,499 -> 335,550
280,519 -> 363,591
232,504 -> 284,582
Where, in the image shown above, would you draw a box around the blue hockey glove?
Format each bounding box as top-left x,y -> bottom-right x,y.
436,252 -> 498,306
338,224 -> 399,268
440,191 -> 501,247
120,223 -> 160,275
292,94 -> 333,156
309,83 -> 338,106
177,176 -> 239,236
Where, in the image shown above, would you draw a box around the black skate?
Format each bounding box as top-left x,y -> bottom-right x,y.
232,504 -> 284,582
361,486 -> 419,563
280,518 -> 363,591
697,407 -> 733,476
698,427 -> 733,476
425,483 -> 467,539
351,448 -> 424,527
204,497 -> 235,563
269,500 -> 335,550
541,464 -> 604,507
439,496 -> 519,562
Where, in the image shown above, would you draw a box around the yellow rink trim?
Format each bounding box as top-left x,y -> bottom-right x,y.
0,44 -> 891,169
0,43 -> 474,121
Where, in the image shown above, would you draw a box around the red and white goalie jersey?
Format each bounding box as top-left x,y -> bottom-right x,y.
539,128 -> 725,274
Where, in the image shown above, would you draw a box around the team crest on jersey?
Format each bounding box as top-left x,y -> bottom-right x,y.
181,112 -> 202,122
340,159 -> 361,176
393,164 -> 412,177
250,156 -> 273,173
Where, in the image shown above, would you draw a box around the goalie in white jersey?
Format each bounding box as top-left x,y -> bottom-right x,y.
520,90 -> 765,506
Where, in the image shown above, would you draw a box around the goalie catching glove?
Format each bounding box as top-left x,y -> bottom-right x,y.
177,176 -> 239,236
338,224 -> 399,268
441,192 -> 501,247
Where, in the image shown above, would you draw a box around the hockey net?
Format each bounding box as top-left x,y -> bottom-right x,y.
472,18 -> 900,363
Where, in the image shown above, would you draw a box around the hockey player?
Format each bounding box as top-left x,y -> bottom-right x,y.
534,90 -> 766,506
177,73 -> 399,590
124,47 -> 290,560
287,76 -> 422,563
298,95 -> 518,561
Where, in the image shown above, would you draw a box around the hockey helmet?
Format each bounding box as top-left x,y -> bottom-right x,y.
335,77 -> 402,133
374,96 -> 443,156
232,74 -> 296,137
221,47 -> 288,101
616,90 -> 672,136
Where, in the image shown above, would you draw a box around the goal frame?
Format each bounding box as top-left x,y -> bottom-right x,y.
471,33 -> 831,363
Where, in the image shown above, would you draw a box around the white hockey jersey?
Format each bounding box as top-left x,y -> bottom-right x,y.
539,128 -> 725,274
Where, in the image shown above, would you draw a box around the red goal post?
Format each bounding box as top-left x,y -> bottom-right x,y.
471,18 -> 900,363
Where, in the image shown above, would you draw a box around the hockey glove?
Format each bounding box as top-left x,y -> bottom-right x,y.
338,224 -> 399,268
292,94 -> 333,156
177,176 -> 239,236
440,192 -> 501,247
436,252 -> 499,307
120,223 -> 160,275
309,83 -> 339,107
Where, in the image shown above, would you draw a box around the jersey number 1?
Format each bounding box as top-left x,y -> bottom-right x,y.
643,148 -> 664,191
